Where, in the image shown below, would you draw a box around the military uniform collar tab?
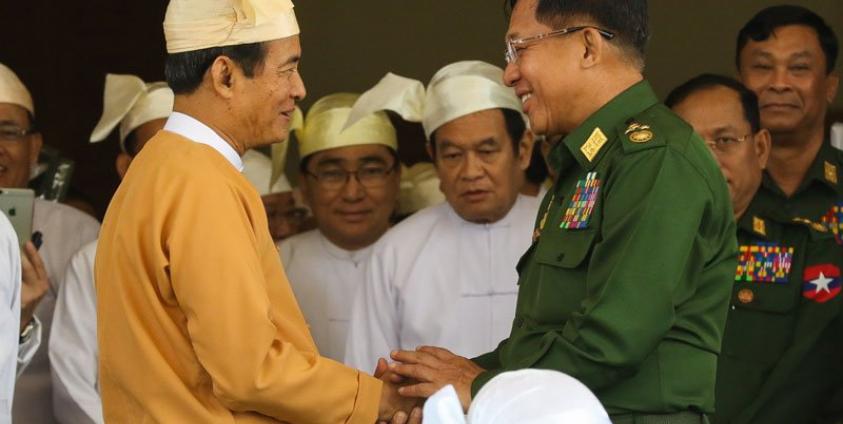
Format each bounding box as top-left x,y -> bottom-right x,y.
560,80 -> 658,169
738,196 -> 774,240
801,141 -> 841,193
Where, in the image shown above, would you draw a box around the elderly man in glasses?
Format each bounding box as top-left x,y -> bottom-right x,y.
669,74 -> 843,424
278,93 -> 402,362
384,1 -> 738,423
343,60 -> 539,373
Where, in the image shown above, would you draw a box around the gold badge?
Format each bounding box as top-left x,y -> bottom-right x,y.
737,288 -> 755,304
625,122 -> 653,144
824,161 -> 838,184
793,217 -> 829,233
753,216 -> 766,236
580,128 -> 608,162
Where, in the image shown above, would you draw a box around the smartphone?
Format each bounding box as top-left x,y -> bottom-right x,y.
0,188 -> 35,248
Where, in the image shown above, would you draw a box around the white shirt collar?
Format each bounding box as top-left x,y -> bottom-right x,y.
163,112 -> 244,171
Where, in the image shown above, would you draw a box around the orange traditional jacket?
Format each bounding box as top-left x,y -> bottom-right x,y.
95,131 -> 381,423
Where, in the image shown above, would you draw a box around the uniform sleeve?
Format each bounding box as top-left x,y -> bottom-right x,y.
474,147 -> 735,392
168,177 -> 381,424
344,242 -> 401,372
49,246 -> 103,424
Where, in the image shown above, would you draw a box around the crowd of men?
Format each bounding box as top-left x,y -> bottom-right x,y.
0,0 -> 841,423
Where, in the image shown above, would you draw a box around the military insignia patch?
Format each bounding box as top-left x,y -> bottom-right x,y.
533,194 -> 555,242
625,122 -> 653,143
802,264 -> 841,303
560,172 -> 600,230
735,243 -> 794,283
737,288 -> 755,304
580,128 -> 607,162
824,161 -> 838,184
821,203 -> 843,245
752,216 -> 766,236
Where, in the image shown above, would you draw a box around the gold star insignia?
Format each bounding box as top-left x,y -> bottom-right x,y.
753,216 -> 766,236
824,161 -> 838,184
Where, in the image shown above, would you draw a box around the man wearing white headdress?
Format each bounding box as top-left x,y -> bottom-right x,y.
344,61 -> 539,372
94,1 -> 414,422
0,62 -> 100,424
279,93 -> 401,362
242,148 -> 309,243
48,74 -> 172,424
423,369 -> 611,424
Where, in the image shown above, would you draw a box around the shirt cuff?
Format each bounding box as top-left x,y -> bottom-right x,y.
347,371 -> 383,424
17,316 -> 41,378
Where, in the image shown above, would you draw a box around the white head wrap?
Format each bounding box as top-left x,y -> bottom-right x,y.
397,162 -> 444,215
297,93 -> 397,159
344,61 -> 525,139
243,149 -> 291,195
423,369 -> 611,424
0,63 -> 34,116
89,74 -> 174,153
164,0 -> 299,54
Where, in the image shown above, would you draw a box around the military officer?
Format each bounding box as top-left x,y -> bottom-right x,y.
736,6 -> 842,238
668,74 -> 843,424
386,1 -> 737,422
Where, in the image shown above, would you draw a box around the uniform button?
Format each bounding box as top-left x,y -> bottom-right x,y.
556,253 -> 564,262
737,288 -> 754,304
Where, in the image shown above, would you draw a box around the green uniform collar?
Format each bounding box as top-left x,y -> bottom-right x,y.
737,194 -> 777,241
761,140 -> 842,197
549,80 -> 658,172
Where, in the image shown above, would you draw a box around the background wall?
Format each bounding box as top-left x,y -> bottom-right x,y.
1,0 -> 840,217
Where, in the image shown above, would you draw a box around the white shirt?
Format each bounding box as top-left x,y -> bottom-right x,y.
164,112 -> 243,171
49,240 -> 101,424
1,213 -> 21,424
14,199 -> 99,424
345,195 -> 540,372
279,230 -> 373,362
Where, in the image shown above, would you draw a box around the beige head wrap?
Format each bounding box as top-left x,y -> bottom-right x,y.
297,93 -> 397,159
89,74 -> 174,153
344,61 -> 525,139
0,63 -> 34,116
397,162 -> 444,215
164,0 -> 299,53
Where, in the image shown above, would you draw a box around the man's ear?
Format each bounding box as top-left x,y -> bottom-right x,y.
580,27 -> 607,69
825,72 -> 839,104
755,128 -> 772,170
517,129 -> 535,171
209,56 -> 239,99
115,152 -> 132,179
28,132 -> 43,167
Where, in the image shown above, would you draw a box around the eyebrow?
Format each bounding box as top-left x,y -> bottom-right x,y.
0,119 -> 22,127
752,50 -> 814,61
278,54 -> 301,69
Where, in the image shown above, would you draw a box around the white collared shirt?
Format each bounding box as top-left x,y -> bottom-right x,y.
345,195 -> 540,372
279,230 -> 373,362
163,112 -> 243,171
1,213 -> 20,424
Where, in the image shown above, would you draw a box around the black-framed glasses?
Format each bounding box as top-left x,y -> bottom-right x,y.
505,25 -> 616,64
0,125 -> 34,143
305,164 -> 397,191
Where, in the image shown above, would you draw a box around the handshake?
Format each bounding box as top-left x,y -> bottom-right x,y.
374,346 -> 485,424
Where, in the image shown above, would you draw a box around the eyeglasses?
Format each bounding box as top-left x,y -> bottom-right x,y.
0,125 -> 34,144
267,207 -> 308,226
505,25 -> 615,64
305,164 -> 397,191
703,134 -> 752,154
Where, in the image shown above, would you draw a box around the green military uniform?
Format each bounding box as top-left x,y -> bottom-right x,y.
756,142 -> 843,244
714,198 -> 843,424
471,81 -> 737,422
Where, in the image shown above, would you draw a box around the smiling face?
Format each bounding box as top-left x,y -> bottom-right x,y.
300,144 -> 400,251
430,109 -> 531,223
738,25 -> 839,140
0,103 -> 41,188
231,36 -> 306,150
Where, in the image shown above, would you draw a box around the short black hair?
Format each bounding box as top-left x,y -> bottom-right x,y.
736,5 -> 838,74
665,73 -> 761,133
524,144 -> 549,185
428,108 -> 527,158
507,0 -> 649,64
165,42 -> 268,94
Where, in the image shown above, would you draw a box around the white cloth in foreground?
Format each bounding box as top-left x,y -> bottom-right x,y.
14,200 -> 99,424
423,369 -> 611,424
49,240 -> 101,424
344,195 -> 539,372
279,230 -> 372,362
1,213 -> 21,424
